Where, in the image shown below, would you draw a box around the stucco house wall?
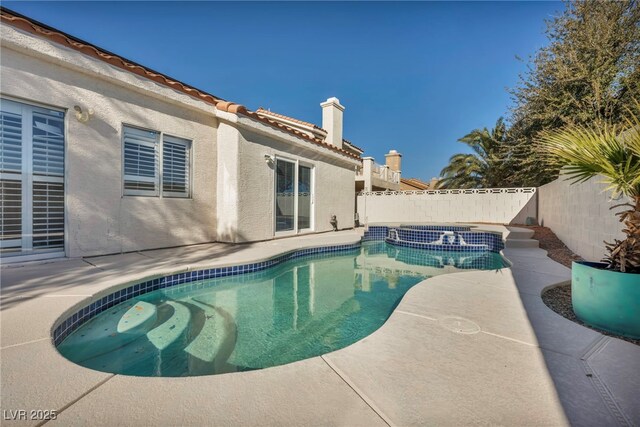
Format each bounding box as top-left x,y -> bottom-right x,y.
216,114 -> 356,243
1,24 -> 218,257
1,16 -> 359,259
538,175 -> 625,262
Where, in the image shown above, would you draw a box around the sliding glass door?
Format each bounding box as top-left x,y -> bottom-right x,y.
275,159 -> 295,232
0,98 -> 65,259
275,158 -> 313,234
297,165 -> 311,230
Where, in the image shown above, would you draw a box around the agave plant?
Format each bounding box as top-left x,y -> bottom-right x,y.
538,112 -> 640,273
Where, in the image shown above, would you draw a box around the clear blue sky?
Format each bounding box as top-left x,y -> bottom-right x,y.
5,1 -> 563,180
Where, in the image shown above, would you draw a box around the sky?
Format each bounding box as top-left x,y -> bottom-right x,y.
5,1 -> 564,180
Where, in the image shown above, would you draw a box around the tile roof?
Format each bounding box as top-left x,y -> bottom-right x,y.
400,177 -> 431,190
256,108 -> 364,154
256,108 -> 325,131
0,7 -> 225,106
0,7 -> 360,161
342,138 -> 364,152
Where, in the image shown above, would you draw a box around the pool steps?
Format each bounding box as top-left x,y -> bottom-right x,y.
147,301 -> 191,350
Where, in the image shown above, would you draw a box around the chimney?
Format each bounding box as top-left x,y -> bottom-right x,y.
320,97 -> 344,149
385,149 -> 402,172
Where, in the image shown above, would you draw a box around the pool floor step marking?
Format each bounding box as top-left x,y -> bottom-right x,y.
117,301 -> 157,334
57,301 -> 148,362
147,301 -> 191,350
184,299 -> 229,363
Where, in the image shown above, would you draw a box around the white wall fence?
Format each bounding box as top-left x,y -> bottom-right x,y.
356,188 -> 537,225
538,175 -> 625,262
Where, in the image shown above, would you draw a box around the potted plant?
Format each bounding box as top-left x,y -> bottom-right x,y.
540,111 -> 640,339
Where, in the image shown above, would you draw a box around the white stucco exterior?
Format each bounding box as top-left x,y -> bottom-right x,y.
1,21 -> 359,259
538,174 -> 626,262
356,188 -> 537,225
1,26 -> 218,258
215,112 -> 357,243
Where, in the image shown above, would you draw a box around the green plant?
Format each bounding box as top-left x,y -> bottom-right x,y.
438,118 -> 513,189
539,111 -> 640,273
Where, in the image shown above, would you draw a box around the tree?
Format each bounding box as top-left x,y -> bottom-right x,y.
538,109 -> 640,272
438,118 -> 513,188
509,0 -> 640,186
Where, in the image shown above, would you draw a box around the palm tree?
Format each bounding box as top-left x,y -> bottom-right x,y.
538,111 -> 640,272
438,118 -> 512,189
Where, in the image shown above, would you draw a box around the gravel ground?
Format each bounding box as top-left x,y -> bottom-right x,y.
519,226 -> 639,346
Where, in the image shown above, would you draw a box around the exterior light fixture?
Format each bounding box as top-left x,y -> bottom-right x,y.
264,154 -> 275,166
74,105 -> 94,123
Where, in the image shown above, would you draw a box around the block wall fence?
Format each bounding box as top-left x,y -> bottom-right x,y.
356,188 -> 537,225
537,175 -> 625,262
356,176 -> 626,262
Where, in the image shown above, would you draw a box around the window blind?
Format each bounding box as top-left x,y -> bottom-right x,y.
162,135 -> 190,197
123,125 -> 159,196
0,106 -> 23,252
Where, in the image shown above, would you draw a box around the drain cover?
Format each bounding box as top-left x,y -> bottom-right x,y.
438,316 -> 480,334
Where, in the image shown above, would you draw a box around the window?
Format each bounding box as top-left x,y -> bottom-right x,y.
123,126 -> 159,196
123,125 -> 191,197
162,135 -> 190,198
1,98 -> 65,259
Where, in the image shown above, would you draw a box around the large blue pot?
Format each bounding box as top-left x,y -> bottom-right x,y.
572,261 -> 640,339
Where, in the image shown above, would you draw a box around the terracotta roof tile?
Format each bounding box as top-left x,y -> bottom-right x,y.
256,108 -> 325,131
0,7 -> 225,106
342,138 -> 364,152
401,177 -> 430,190
241,109 -> 361,159
0,7 -> 361,161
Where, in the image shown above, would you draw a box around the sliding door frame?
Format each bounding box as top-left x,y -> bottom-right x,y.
273,156 -> 315,237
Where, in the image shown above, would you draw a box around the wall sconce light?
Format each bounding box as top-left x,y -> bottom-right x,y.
264,154 -> 275,166
74,105 -> 94,123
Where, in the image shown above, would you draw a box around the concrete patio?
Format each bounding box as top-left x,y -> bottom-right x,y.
1,227 -> 638,426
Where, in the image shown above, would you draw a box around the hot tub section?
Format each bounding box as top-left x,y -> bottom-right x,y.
364,225 -> 504,252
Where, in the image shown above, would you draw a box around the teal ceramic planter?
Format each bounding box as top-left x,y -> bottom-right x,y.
572,261 -> 640,339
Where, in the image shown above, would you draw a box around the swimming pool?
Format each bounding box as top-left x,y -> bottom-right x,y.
57,241 -> 506,377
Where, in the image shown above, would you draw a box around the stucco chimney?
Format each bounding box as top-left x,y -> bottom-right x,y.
320,97 -> 344,149
385,149 -> 402,172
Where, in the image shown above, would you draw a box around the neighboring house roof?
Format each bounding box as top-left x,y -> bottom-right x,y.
400,177 -> 431,190
342,138 -> 364,153
0,7 -> 360,160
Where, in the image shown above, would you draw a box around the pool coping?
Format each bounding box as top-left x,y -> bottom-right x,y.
52,227 -> 509,348
1,225 -> 639,426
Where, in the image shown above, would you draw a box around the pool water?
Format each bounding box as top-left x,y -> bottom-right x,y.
58,242 -> 506,377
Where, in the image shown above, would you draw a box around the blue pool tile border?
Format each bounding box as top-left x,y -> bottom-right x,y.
53,225 -> 507,347
52,242 -> 360,346
364,226 -> 504,253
